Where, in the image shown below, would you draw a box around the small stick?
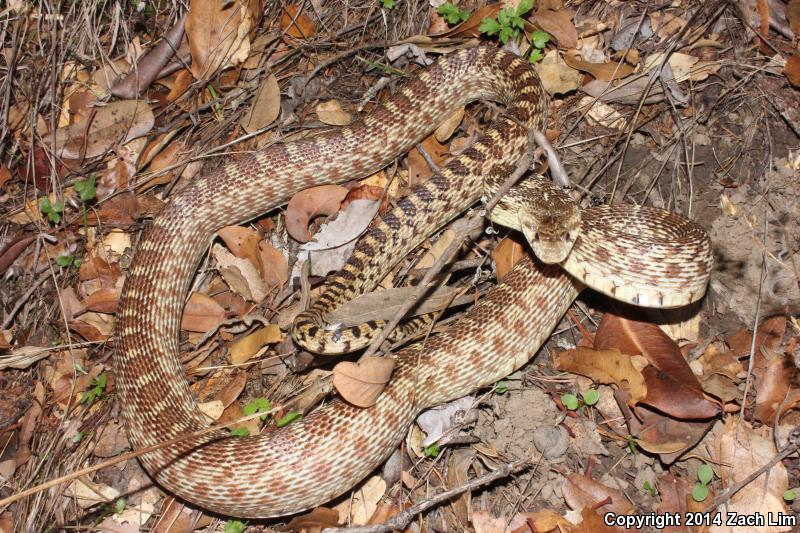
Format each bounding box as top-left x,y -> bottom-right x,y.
322,458 -> 533,533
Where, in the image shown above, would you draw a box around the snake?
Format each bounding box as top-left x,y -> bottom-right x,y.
115,47 -> 713,518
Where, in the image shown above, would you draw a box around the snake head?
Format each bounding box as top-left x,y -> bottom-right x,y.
518,198 -> 581,264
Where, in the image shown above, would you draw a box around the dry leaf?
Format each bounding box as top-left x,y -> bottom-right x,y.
335,475 -> 386,525
407,133 -> 449,185
212,243 -> 268,302
301,199 -> 380,251
285,184 -> 348,243
785,55 -> 800,87
709,418 -> 791,532
258,241 -> 289,289
332,356 -> 394,408
280,4 -> 316,39
218,226 -> 263,270
228,324 -> 282,365
434,107 -> 464,142
186,0 -> 257,79
578,96 -> 626,130
436,4 -> 502,38
536,49 -> 581,95
554,347 -> 648,405
241,71 -> 281,132
594,313 -> 719,420
315,99 -> 352,126
181,292 -> 226,332
54,100 -> 154,159
562,49 -> 636,81
492,234 -> 527,282
530,9 -> 578,49
788,0 -> 800,35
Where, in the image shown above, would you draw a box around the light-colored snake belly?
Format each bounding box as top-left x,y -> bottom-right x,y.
115,47 -> 712,517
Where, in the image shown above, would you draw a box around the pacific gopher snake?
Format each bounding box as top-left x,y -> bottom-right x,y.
115,47 -> 712,517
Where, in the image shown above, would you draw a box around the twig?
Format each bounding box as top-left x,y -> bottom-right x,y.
360,130 -> 541,359
322,459 -> 533,533
740,204 -> 768,418
710,442 -> 799,510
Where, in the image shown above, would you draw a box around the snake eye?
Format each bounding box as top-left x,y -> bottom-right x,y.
564,232 -> 572,243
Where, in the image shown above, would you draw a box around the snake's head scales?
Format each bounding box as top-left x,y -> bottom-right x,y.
517,190 -> 581,264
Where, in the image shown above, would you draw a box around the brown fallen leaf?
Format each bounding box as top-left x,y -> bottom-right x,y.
218,226 -> 263,273
228,324 -> 282,365
529,9 -> 578,49
436,4 -> 502,38
728,315 -> 786,357
258,241 -> 289,289
280,3 -> 316,40
434,107 -> 464,142
81,288 -> 121,314
554,347 -> 648,405
617,390 -> 713,464
285,184 -> 348,243
710,417 -> 791,530
283,507 -> 340,532
562,472 -> 634,515
212,243 -> 268,302
0,235 -> 36,275
186,0 -> 258,79
753,353 -> 797,424
316,99 -> 352,126
53,100 -> 154,159
0,164 -> 11,191
407,133 -> 449,186
562,49 -> 636,81
594,313 -> 719,420
492,234 -> 527,282
332,356 -> 395,408
788,0 -> 800,35
181,292 -> 226,333
241,71 -> 281,132
784,55 -> 800,87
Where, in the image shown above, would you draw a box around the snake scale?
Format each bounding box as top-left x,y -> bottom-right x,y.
115,47 -> 712,517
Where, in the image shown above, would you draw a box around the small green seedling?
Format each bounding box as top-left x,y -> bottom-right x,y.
528,29 -> 551,63
561,393 -> 580,410
582,388 -> 600,406
380,0 -> 395,8
224,520 -> 247,533
113,498 -> 127,514
642,480 -> 657,497
437,2 -> 469,25
39,197 -> 64,224
692,463 -> 714,502
495,380 -> 509,395
277,411 -> 302,427
75,175 -> 97,202
81,372 -> 107,406
243,397 -> 272,421
230,427 -> 250,437
57,254 -> 82,268
561,389 -> 599,410
479,0 -> 532,45
784,488 -> 796,502
424,443 -> 439,458
206,85 -> 224,122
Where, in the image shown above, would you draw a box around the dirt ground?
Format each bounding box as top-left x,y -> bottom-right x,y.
1,1 -> 800,532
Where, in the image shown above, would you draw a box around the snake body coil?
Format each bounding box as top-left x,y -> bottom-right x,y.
115,48 -> 712,517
